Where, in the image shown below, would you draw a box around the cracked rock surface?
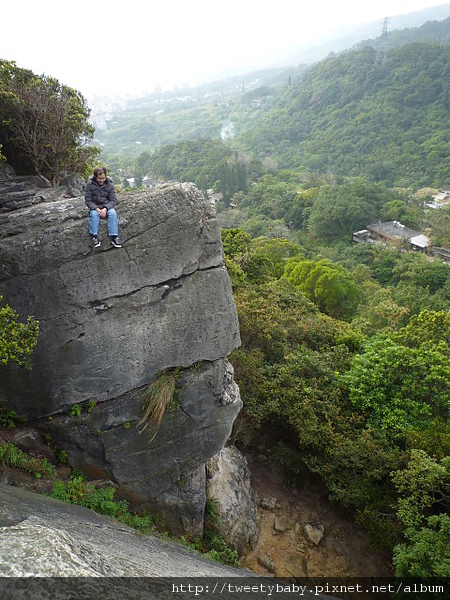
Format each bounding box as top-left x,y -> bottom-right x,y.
0,483 -> 245,583
0,182 -> 242,533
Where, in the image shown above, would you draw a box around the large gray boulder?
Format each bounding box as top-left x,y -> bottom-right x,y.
0,182 -> 242,533
0,482 -> 249,600
0,483 -> 244,576
206,446 -> 258,555
0,486 -> 331,600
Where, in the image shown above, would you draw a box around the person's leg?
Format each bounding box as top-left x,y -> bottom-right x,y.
106,208 -> 119,236
89,210 -> 101,247
107,208 -> 122,247
89,210 -> 100,235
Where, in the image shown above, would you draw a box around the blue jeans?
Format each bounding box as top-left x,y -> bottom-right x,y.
89,208 -> 119,237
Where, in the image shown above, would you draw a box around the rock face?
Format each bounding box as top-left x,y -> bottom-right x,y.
0,163 -> 85,211
206,446 -> 258,555
0,483 -> 245,582
0,181 -> 242,533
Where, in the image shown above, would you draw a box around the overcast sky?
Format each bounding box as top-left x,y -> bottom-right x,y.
1,1 -> 449,99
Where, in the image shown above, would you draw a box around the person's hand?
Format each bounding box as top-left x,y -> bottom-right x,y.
98,208 -> 107,219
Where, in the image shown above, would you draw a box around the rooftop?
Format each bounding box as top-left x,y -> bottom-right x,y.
366,221 -> 421,241
410,234 -> 431,248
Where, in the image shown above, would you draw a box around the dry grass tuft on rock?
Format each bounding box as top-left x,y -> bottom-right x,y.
138,370 -> 179,441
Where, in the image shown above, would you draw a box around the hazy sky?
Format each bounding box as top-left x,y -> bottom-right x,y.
1,1 -> 448,99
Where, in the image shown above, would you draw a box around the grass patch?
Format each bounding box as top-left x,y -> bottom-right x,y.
205,532 -> 240,567
205,496 -> 223,532
138,369 -> 180,441
49,474 -> 157,534
178,531 -> 240,568
0,441 -> 56,478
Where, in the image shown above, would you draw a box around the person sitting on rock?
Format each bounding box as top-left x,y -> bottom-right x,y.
85,166 -> 122,248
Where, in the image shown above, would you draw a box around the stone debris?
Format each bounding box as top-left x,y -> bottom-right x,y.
304,523 -> 325,546
274,516 -> 293,532
258,553 -> 275,572
260,496 -> 277,510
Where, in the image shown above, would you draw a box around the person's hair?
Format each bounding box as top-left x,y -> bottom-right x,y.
93,166 -> 107,179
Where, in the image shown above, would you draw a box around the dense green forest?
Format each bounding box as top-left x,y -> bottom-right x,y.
221,229 -> 450,576
2,14 -> 450,577
237,43 -> 450,187
131,42 -> 450,192
97,18 -> 450,191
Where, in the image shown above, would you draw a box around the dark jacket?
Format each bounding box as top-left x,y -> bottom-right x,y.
85,176 -> 118,210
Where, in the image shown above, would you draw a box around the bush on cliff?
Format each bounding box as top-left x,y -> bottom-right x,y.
0,59 -> 100,184
0,295 -> 39,368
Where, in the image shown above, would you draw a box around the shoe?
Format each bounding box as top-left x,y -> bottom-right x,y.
110,236 -> 122,248
92,235 -> 101,248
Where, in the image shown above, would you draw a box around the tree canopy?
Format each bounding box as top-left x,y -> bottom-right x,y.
222,229 -> 450,573
284,257 -> 363,319
235,43 -> 450,187
0,60 -> 99,184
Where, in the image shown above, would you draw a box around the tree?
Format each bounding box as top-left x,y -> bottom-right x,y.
221,228 -> 252,258
284,258 -> 363,319
343,316 -> 450,440
308,182 -> 381,240
286,187 -> 319,230
392,253 -> 449,294
393,515 -> 450,577
0,296 -> 39,367
392,449 -> 450,529
143,138 -> 247,199
352,286 -> 410,335
250,237 -> 303,279
0,60 -> 98,184
428,205 -> 450,247
392,450 -> 450,577
395,309 -> 450,351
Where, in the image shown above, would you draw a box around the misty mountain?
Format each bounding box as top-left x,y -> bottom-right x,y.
235,41 -> 450,187
95,7 -> 450,189
277,3 -> 450,67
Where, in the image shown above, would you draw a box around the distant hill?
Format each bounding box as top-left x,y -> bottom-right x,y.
95,9 -> 450,188
272,4 -> 450,67
235,42 -> 450,187
356,15 -> 450,54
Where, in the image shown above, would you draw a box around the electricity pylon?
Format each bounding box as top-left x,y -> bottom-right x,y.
375,17 -> 390,65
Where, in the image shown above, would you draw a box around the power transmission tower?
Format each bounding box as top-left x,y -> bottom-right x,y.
375,17 -> 390,65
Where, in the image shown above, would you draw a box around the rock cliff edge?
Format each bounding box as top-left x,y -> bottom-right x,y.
0,180 -> 243,535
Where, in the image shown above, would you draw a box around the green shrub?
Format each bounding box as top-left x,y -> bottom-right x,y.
50,474 -> 157,533
393,514 -> 450,577
0,402 -> 26,428
0,295 -> 39,368
204,496 -> 222,533
271,441 -> 310,487
204,532 -> 239,567
69,404 -> 82,418
0,442 -> 56,478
